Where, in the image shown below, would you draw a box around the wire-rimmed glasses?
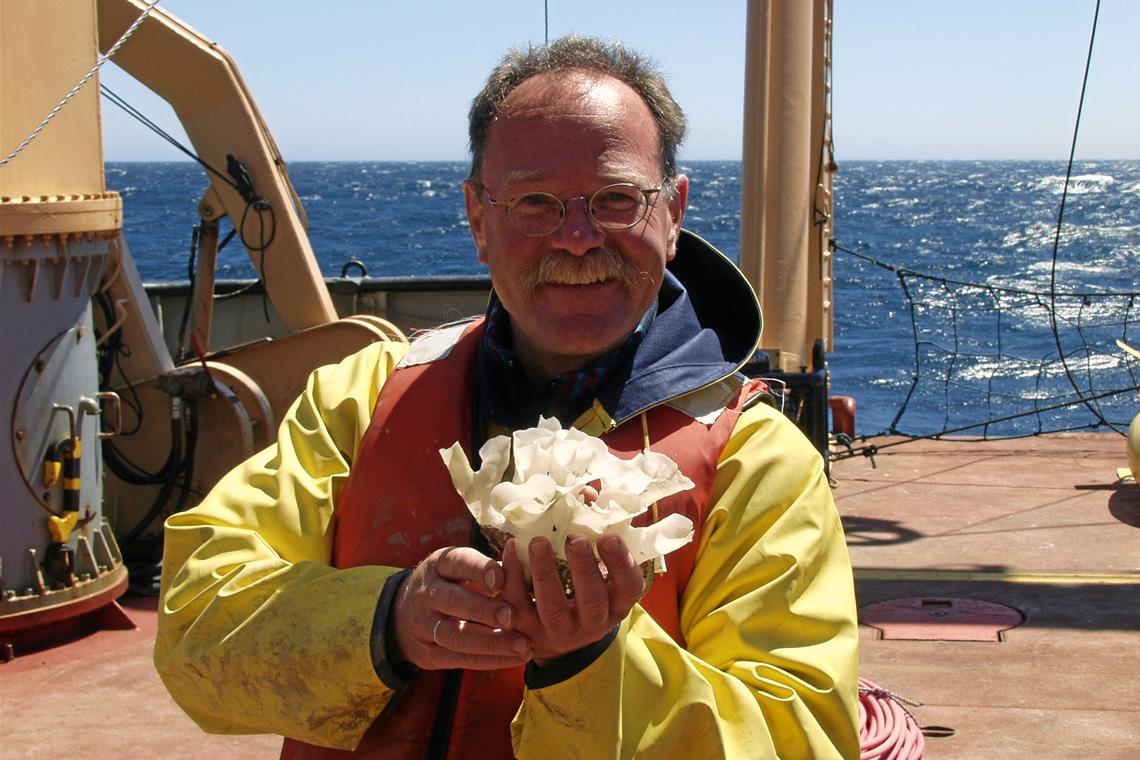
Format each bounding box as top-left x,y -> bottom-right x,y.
478,180 -> 667,237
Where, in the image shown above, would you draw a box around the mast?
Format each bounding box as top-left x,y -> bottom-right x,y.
739,0 -> 834,372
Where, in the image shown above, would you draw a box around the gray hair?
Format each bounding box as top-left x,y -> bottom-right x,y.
467,35 -> 687,182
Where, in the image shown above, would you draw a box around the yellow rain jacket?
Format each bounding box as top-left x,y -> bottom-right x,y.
155,232 -> 860,758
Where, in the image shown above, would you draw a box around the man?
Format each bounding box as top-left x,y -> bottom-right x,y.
155,36 -> 860,759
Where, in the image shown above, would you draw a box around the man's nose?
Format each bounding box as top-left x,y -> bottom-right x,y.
551,197 -> 605,255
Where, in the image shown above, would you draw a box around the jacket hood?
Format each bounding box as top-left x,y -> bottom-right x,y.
608,228 -> 762,422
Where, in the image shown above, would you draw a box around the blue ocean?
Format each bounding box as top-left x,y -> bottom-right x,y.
105,160 -> 1139,439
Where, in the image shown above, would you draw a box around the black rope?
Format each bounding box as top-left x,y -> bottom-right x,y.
833,384 -> 1135,462
101,85 -> 241,195
831,240 -> 1138,446
1046,0 -> 1109,426
175,225 -> 200,364
119,397 -> 198,550
102,85 -> 277,321
835,243 -> 1136,298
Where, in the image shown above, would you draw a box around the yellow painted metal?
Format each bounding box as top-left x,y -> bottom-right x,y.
0,195 -> 122,239
48,511 -> 80,543
0,0 -> 122,236
95,0 -> 337,332
856,568 -> 1140,586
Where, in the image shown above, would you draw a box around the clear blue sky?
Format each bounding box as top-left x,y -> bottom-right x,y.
99,0 -> 1139,162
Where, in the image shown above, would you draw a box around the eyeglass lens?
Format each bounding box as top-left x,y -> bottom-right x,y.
507,184 -> 651,235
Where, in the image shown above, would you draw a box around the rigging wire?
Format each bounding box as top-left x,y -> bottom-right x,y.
1047,0 -> 1119,431
835,243 -> 1137,299
834,384 -> 1136,463
101,85 -> 278,318
100,85 -> 241,196
827,242 -> 1136,456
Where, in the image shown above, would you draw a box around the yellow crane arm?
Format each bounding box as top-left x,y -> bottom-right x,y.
96,0 -> 337,332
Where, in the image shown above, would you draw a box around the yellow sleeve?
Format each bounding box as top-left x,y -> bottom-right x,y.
154,340 -> 410,751
512,403 -> 861,759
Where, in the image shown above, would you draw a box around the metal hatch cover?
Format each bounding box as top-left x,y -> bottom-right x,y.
860,597 -> 1024,641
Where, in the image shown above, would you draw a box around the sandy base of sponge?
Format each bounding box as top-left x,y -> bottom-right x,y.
481,525 -> 654,599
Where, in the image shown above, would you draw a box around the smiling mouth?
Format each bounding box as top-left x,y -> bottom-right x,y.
543,272 -> 614,286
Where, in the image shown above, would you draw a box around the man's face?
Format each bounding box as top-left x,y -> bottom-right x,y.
464,72 -> 688,381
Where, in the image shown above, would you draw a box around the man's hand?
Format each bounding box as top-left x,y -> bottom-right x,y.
393,547 -> 531,670
501,534 -> 645,667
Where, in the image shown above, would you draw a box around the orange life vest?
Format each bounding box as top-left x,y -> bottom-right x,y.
282,321 -> 760,759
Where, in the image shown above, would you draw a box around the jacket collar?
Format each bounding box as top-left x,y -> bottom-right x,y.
476,229 -> 761,431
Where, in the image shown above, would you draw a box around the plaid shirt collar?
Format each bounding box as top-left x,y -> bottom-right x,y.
477,294 -> 656,429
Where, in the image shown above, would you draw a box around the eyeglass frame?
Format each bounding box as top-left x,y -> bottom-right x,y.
473,178 -> 672,237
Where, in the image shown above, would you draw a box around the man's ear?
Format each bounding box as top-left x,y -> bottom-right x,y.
463,180 -> 489,263
665,174 -> 689,260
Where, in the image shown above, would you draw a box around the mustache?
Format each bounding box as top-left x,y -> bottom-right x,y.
522,248 -> 650,291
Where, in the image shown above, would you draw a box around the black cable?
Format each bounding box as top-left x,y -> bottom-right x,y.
237,199 -> 276,323
102,86 -> 278,313
834,242 -> 1136,298
124,399 -> 198,590
832,241 -> 1137,439
119,397 -> 193,549
1046,0 -> 1116,431
101,85 -> 242,195
93,290 -> 187,487
176,225 -> 201,364
833,384 -> 1135,461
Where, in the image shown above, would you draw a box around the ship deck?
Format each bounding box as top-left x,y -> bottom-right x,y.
3,432 -> 1138,759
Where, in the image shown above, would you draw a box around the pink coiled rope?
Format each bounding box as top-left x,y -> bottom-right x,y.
858,677 -> 925,760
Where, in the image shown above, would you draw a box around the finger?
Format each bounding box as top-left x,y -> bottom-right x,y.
528,538 -> 574,632
597,534 -> 645,615
396,550 -> 513,651
500,539 -> 531,607
564,534 -> 609,626
425,577 -> 515,631
432,618 -> 531,660
433,547 -> 504,594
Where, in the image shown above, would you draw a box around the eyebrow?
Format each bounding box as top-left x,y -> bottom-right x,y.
498,169 -> 652,190
499,170 -> 548,187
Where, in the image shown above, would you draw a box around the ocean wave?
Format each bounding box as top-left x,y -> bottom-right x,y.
1000,221 -> 1078,250
949,353 -> 1124,384
1031,174 -> 1115,194
1026,259 -> 1121,277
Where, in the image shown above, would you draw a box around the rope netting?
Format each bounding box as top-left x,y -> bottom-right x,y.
831,243 -> 1138,458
